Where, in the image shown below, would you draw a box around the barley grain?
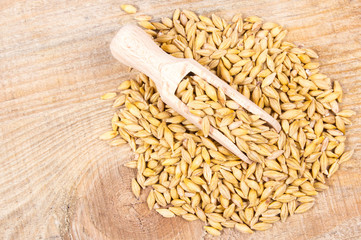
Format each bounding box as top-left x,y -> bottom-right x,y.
102,10 -> 355,236
121,4 -> 137,14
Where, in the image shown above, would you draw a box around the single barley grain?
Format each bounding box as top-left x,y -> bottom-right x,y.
121,4 -> 137,14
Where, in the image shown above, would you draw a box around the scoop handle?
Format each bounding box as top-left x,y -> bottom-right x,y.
110,24 -> 177,84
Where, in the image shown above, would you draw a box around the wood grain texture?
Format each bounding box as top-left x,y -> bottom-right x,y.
0,0 -> 360,239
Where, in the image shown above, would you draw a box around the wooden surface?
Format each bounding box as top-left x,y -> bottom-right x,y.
1,0 -> 361,239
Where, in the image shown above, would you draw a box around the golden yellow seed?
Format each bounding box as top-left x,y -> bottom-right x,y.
204,226 -> 221,236
235,223 -> 254,233
211,14 -> 223,30
101,92 -> 117,100
334,80 -> 343,102
99,131 -> 118,140
184,178 -> 201,192
138,21 -> 156,30
337,109 -> 356,118
201,116 -> 211,137
182,214 -> 198,221
295,202 -> 314,214
164,126 -> 174,149
156,208 -> 175,218
252,222 -> 272,231
305,48 -> 319,58
112,95 -> 126,108
280,109 -> 303,120
339,150 -> 354,164
219,183 -> 231,200
147,190 -> 155,210
131,178 -> 141,198
109,139 -> 127,146
121,4 -> 137,14
195,207 -> 207,222
327,162 -> 339,178
135,15 -> 152,21
205,84 -> 218,102
118,80 -> 131,90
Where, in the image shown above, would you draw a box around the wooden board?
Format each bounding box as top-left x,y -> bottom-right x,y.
1,0 -> 361,239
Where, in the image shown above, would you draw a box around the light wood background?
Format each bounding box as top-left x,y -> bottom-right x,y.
1,0 -> 361,239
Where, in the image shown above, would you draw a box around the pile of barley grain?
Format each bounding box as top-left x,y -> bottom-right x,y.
101,9 -> 355,236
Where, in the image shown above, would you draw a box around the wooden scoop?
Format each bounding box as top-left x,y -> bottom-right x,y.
110,24 -> 281,164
